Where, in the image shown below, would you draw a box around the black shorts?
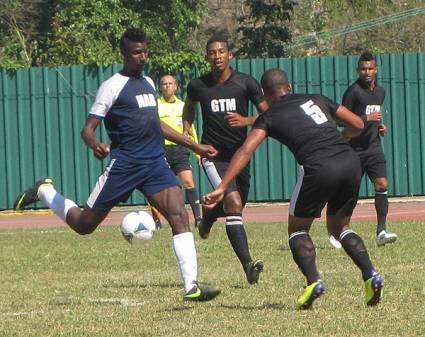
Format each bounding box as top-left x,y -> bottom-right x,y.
357,144 -> 387,180
202,158 -> 251,205
289,150 -> 362,218
165,145 -> 192,175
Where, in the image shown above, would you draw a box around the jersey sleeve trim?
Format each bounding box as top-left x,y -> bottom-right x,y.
89,73 -> 129,118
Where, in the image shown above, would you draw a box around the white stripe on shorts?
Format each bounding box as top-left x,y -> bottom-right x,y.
202,158 -> 222,188
289,164 -> 304,216
86,159 -> 116,208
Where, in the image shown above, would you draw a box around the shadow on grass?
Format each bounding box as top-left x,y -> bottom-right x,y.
220,302 -> 290,310
103,281 -> 181,289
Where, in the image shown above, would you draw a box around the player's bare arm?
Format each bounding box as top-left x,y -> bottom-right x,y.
203,128 -> 267,207
161,121 -> 218,158
81,117 -> 110,160
225,101 -> 269,128
182,98 -> 196,137
334,105 -> 364,140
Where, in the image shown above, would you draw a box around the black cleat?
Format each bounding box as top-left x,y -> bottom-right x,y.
198,206 -> 215,239
183,283 -> 221,302
244,260 -> 264,284
13,177 -> 53,210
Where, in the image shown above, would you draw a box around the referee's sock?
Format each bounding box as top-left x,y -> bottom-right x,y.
375,191 -> 388,234
185,188 -> 201,220
339,229 -> 376,281
289,231 -> 321,284
225,214 -> 252,268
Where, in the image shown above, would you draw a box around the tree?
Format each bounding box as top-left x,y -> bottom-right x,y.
0,0 -> 210,75
236,0 -> 297,58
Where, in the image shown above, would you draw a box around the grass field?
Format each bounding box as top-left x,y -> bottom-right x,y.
1,220 -> 424,337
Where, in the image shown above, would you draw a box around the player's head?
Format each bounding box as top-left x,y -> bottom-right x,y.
357,52 -> 377,84
119,28 -> 149,76
261,68 -> 292,104
159,74 -> 178,100
205,33 -> 233,72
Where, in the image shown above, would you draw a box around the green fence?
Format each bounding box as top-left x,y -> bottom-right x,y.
1,53 -> 425,210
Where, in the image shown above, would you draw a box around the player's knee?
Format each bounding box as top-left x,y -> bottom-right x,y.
223,198 -> 243,213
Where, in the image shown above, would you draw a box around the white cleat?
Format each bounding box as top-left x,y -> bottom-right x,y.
328,235 -> 342,249
376,230 -> 397,247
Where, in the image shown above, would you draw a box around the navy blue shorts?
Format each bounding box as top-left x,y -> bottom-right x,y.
86,156 -> 180,211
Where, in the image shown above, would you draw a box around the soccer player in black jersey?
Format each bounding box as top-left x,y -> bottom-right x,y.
330,52 -> 397,248
182,33 -> 268,284
204,68 -> 384,309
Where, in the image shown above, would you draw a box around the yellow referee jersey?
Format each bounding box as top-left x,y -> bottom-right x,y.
158,96 -> 198,146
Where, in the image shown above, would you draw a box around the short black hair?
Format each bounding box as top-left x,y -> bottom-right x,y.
119,28 -> 148,50
206,32 -> 230,52
261,68 -> 289,92
358,52 -> 375,65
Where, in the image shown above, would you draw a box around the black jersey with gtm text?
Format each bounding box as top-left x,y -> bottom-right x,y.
187,69 -> 264,161
342,79 -> 385,151
253,94 -> 352,164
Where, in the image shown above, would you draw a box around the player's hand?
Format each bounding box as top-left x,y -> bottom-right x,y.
203,188 -> 225,208
93,143 -> 110,160
183,129 -> 193,138
225,112 -> 248,128
378,123 -> 387,136
194,144 -> 218,158
367,112 -> 382,122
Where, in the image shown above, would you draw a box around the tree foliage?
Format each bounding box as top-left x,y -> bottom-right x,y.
236,0 -> 297,58
288,0 -> 425,56
0,0 -> 209,75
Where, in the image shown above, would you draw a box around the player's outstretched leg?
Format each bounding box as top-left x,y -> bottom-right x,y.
289,230 -> 324,309
339,229 -> 384,306
13,177 -> 54,210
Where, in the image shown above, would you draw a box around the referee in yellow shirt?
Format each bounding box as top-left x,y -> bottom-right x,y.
152,74 -> 202,228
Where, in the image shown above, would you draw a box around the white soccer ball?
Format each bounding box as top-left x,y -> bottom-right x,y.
120,210 -> 156,244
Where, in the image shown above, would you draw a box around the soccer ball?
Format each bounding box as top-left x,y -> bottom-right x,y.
120,210 -> 156,244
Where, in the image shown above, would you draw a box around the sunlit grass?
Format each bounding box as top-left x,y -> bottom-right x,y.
0,220 -> 423,337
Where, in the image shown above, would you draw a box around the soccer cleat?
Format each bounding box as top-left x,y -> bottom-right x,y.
244,260 -> 264,284
328,234 -> 342,249
376,230 -> 397,247
296,281 -> 326,310
198,206 -> 215,239
365,274 -> 383,306
13,177 -> 53,210
183,283 -> 221,302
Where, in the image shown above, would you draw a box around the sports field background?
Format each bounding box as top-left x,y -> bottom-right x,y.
1,199 -> 424,337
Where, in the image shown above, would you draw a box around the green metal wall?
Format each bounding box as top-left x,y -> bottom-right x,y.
1,53 -> 424,210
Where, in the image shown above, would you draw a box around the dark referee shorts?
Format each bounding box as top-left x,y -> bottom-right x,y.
289,150 -> 362,218
357,143 -> 387,180
86,156 -> 180,211
202,158 -> 251,206
165,145 -> 192,175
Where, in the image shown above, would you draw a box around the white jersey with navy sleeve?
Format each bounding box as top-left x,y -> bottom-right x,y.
89,73 -> 164,162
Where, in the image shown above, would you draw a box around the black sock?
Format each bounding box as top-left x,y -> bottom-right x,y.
339,230 -> 376,281
288,231 -> 320,284
185,188 -> 201,219
225,213 -> 252,268
375,192 -> 388,234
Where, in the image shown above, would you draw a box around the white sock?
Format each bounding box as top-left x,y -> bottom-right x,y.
38,185 -> 78,223
172,232 -> 198,293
